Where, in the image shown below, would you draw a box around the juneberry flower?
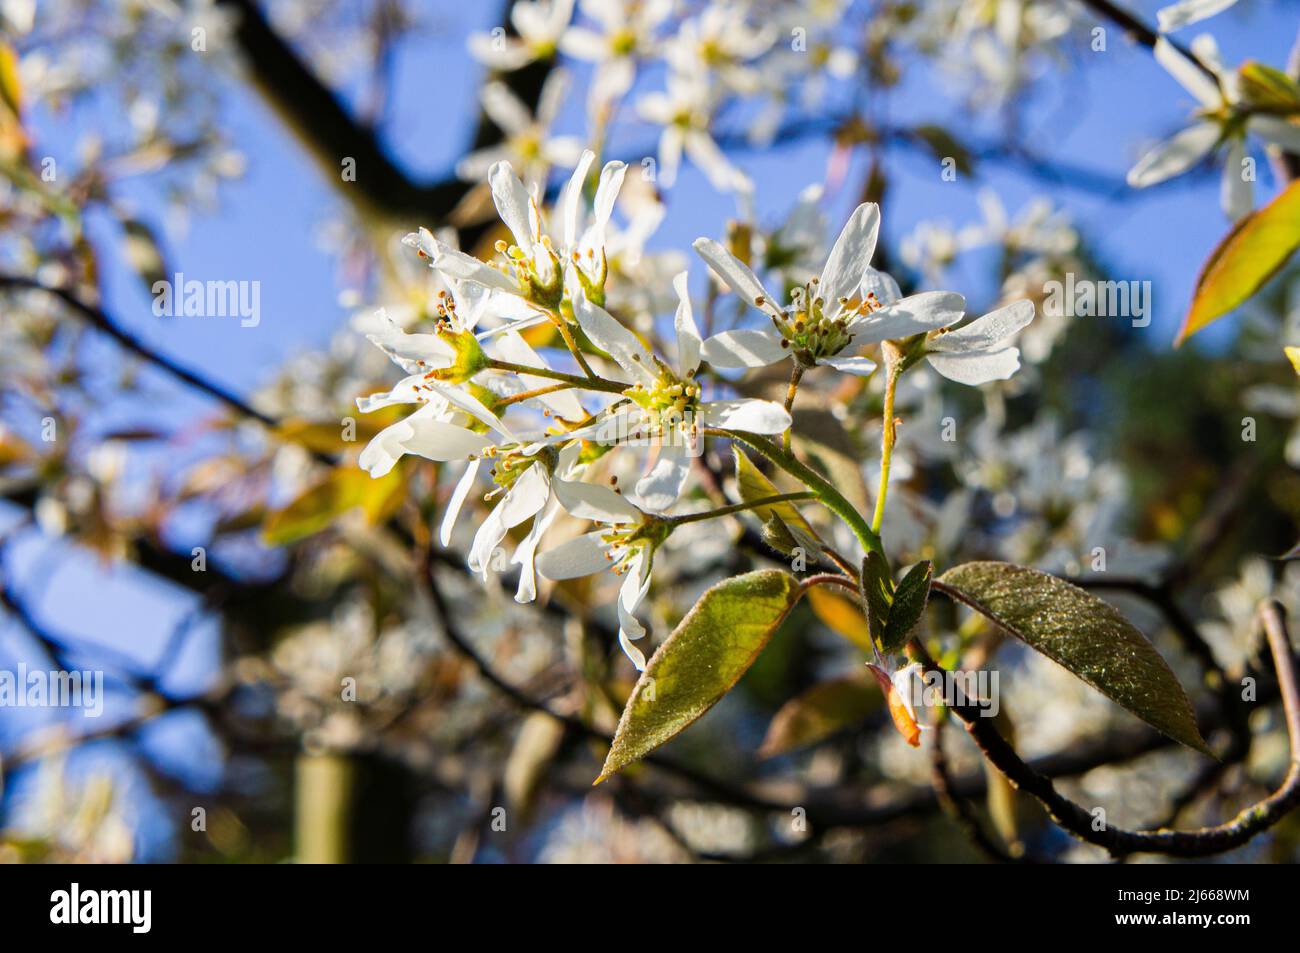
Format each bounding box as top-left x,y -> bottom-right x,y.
694,203 -> 965,375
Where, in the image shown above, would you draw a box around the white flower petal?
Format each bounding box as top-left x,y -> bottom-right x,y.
354,308 -> 453,373
672,270 -> 702,377
456,146 -> 509,183
616,550 -> 653,670
656,125 -> 684,187
489,161 -> 537,253
928,299 -> 1034,353
467,34 -> 531,70
859,266 -> 903,307
1157,0 -> 1238,34
684,129 -> 750,192
635,443 -> 691,512
1249,115 -> 1300,155
700,399 -> 791,434
927,348 -> 1022,385
891,662 -> 925,723
1126,122 -> 1220,188
537,69 -> 570,128
431,240 -> 519,293
590,160 -> 628,245
1154,36 -> 1223,107
700,328 -> 787,368
691,237 -> 776,315
558,26 -> 607,60
358,419 -> 416,478
425,381 -> 514,441
536,530 -> 616,580
406,419 -> 497,462
559,149 -> 597,251
480,81 -> 533,136
468,505 -> 509,576
617,631 -> 648,672
850,291 -> 966,346
356,373 -> 443,412
818,203 -> 881,308
360,409 -> 493,475
553,476 -> 642,523
495,463 -> 551,529
440,458 -> 481,547
572,292 -> 656,384
820,355 -> 878,376
513,496 -> 563,603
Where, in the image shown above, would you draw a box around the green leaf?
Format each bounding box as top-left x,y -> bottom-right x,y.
937,562 -> 1210,754
861,551 -> 894,645
758,676 -> 880,758
735,449 -> 818,536
883,560 -> 933,652
596,570 -> 802,783
1178,179 -> 1300,345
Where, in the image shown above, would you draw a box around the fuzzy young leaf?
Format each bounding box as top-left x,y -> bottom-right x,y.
861,551 -> 894,645
882,560 -> 933,652
937,562 -> 1210,754
758,676 -> 879,758
596,570 -> 801,782
735,448 -> 819,539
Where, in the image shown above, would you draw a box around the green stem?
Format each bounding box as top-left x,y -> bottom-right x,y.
870,363 -> 899,535
496,381 -> 576,409
552,314 -> 599,380
781,365 -> 804,452
487,359 -> 626,394
710,428 -> 884,558
667,491 -> 814,527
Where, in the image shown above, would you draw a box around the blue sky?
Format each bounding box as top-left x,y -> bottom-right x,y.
1,0 -> 1290,859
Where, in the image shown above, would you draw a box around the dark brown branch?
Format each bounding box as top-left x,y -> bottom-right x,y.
1075,0 -> 1209,73
914,596 -> 1300,858
212,0 -> 552,228
212,0 -> 464,221
929,713 -> 1036,863
0,276 -> 275,426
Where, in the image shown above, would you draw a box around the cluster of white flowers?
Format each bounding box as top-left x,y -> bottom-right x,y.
354,151 -> 1035,669
900,0 -> 1079,103
466,0 -> 863,193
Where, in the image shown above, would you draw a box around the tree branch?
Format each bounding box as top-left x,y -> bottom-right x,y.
913,598 -> 1300,858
